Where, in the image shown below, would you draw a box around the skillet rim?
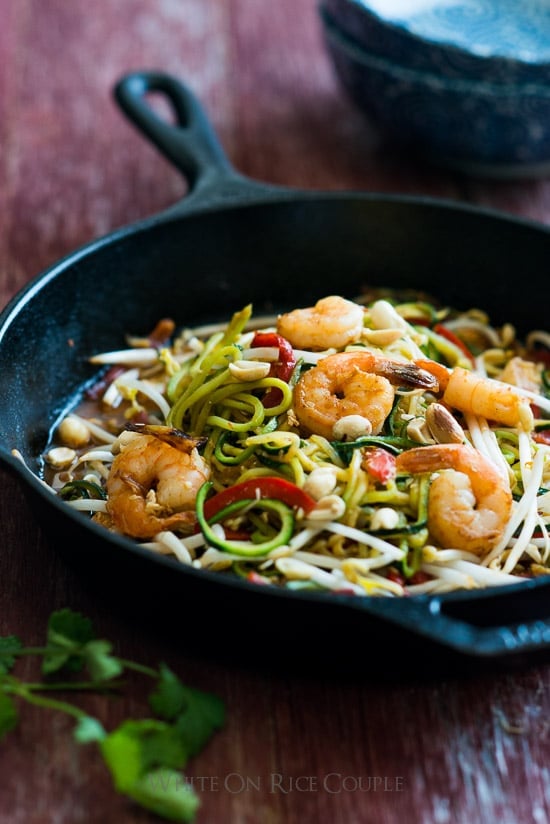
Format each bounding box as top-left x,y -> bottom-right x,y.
3,66 -> 550,659
2,189 -> 550,660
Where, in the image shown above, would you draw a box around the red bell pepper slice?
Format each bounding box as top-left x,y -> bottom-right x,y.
409,571 -> 432,585
386,567 -> 406,587
202,476 -> 317,521
251,332 -> 296,407
433,323 -> 475,365
362,447 -> 396,484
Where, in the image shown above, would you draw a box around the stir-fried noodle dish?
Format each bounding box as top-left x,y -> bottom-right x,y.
41,293 -> 550,597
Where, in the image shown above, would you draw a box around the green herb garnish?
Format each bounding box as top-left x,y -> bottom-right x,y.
0,608 -> 224,822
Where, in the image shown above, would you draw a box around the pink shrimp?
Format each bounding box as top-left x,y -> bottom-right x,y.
396,443 -> 512,556
293,351 -> 438,440
106,425 -> 209,539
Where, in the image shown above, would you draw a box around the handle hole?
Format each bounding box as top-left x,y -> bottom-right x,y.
143,91 -> 181,127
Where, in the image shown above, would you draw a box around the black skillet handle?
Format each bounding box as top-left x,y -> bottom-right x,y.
114,71 -> 282,213
365,584 -> 550,658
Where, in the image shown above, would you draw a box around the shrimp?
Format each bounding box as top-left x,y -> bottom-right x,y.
276,295 -> 364,350
396,443 -> 512,555
293,351 -> 439,440
416,360 -> 529,428
106,424 -> 209,539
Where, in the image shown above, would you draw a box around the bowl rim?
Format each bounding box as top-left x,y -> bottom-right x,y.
321,5 -> 550,98
333,0 -> 550,65
321,0 -> 550,82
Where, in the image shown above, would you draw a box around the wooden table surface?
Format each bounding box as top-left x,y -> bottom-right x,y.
2,3 -> 550,823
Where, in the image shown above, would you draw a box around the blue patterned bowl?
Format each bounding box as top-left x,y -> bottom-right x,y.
320,6 -> 550,177
323,0 -> 550,85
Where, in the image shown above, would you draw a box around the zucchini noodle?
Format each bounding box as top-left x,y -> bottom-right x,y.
43,291 -> 550,598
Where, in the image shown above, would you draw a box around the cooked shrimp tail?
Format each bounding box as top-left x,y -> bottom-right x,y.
415,358 -> 452,391
126,422 -> 207,452
396,443 -> 512,556
374,359 -> 439,391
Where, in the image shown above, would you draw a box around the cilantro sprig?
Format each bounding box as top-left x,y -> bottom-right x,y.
0,608 -> 224,822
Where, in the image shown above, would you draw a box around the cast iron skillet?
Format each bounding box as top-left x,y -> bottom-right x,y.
1,70 -> 550,667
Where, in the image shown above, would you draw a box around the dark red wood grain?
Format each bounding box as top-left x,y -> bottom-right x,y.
2,2 -> 550,823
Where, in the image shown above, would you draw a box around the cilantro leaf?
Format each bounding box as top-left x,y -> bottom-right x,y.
83,640 -> 123,682
130,768 -> 200,822
0,693 -> 18,740
100,720 -> 144,792
47,608 -> 95,646
149,664 -> 188,720
0,609 -> 225,823
43,608 -> 95,675
100,720 -> 200,823
149,665 -> 225,757
100,719 -> 188,792
73,716 -> 106,744
172,685 -> 225,758
0,635 -> 22,674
